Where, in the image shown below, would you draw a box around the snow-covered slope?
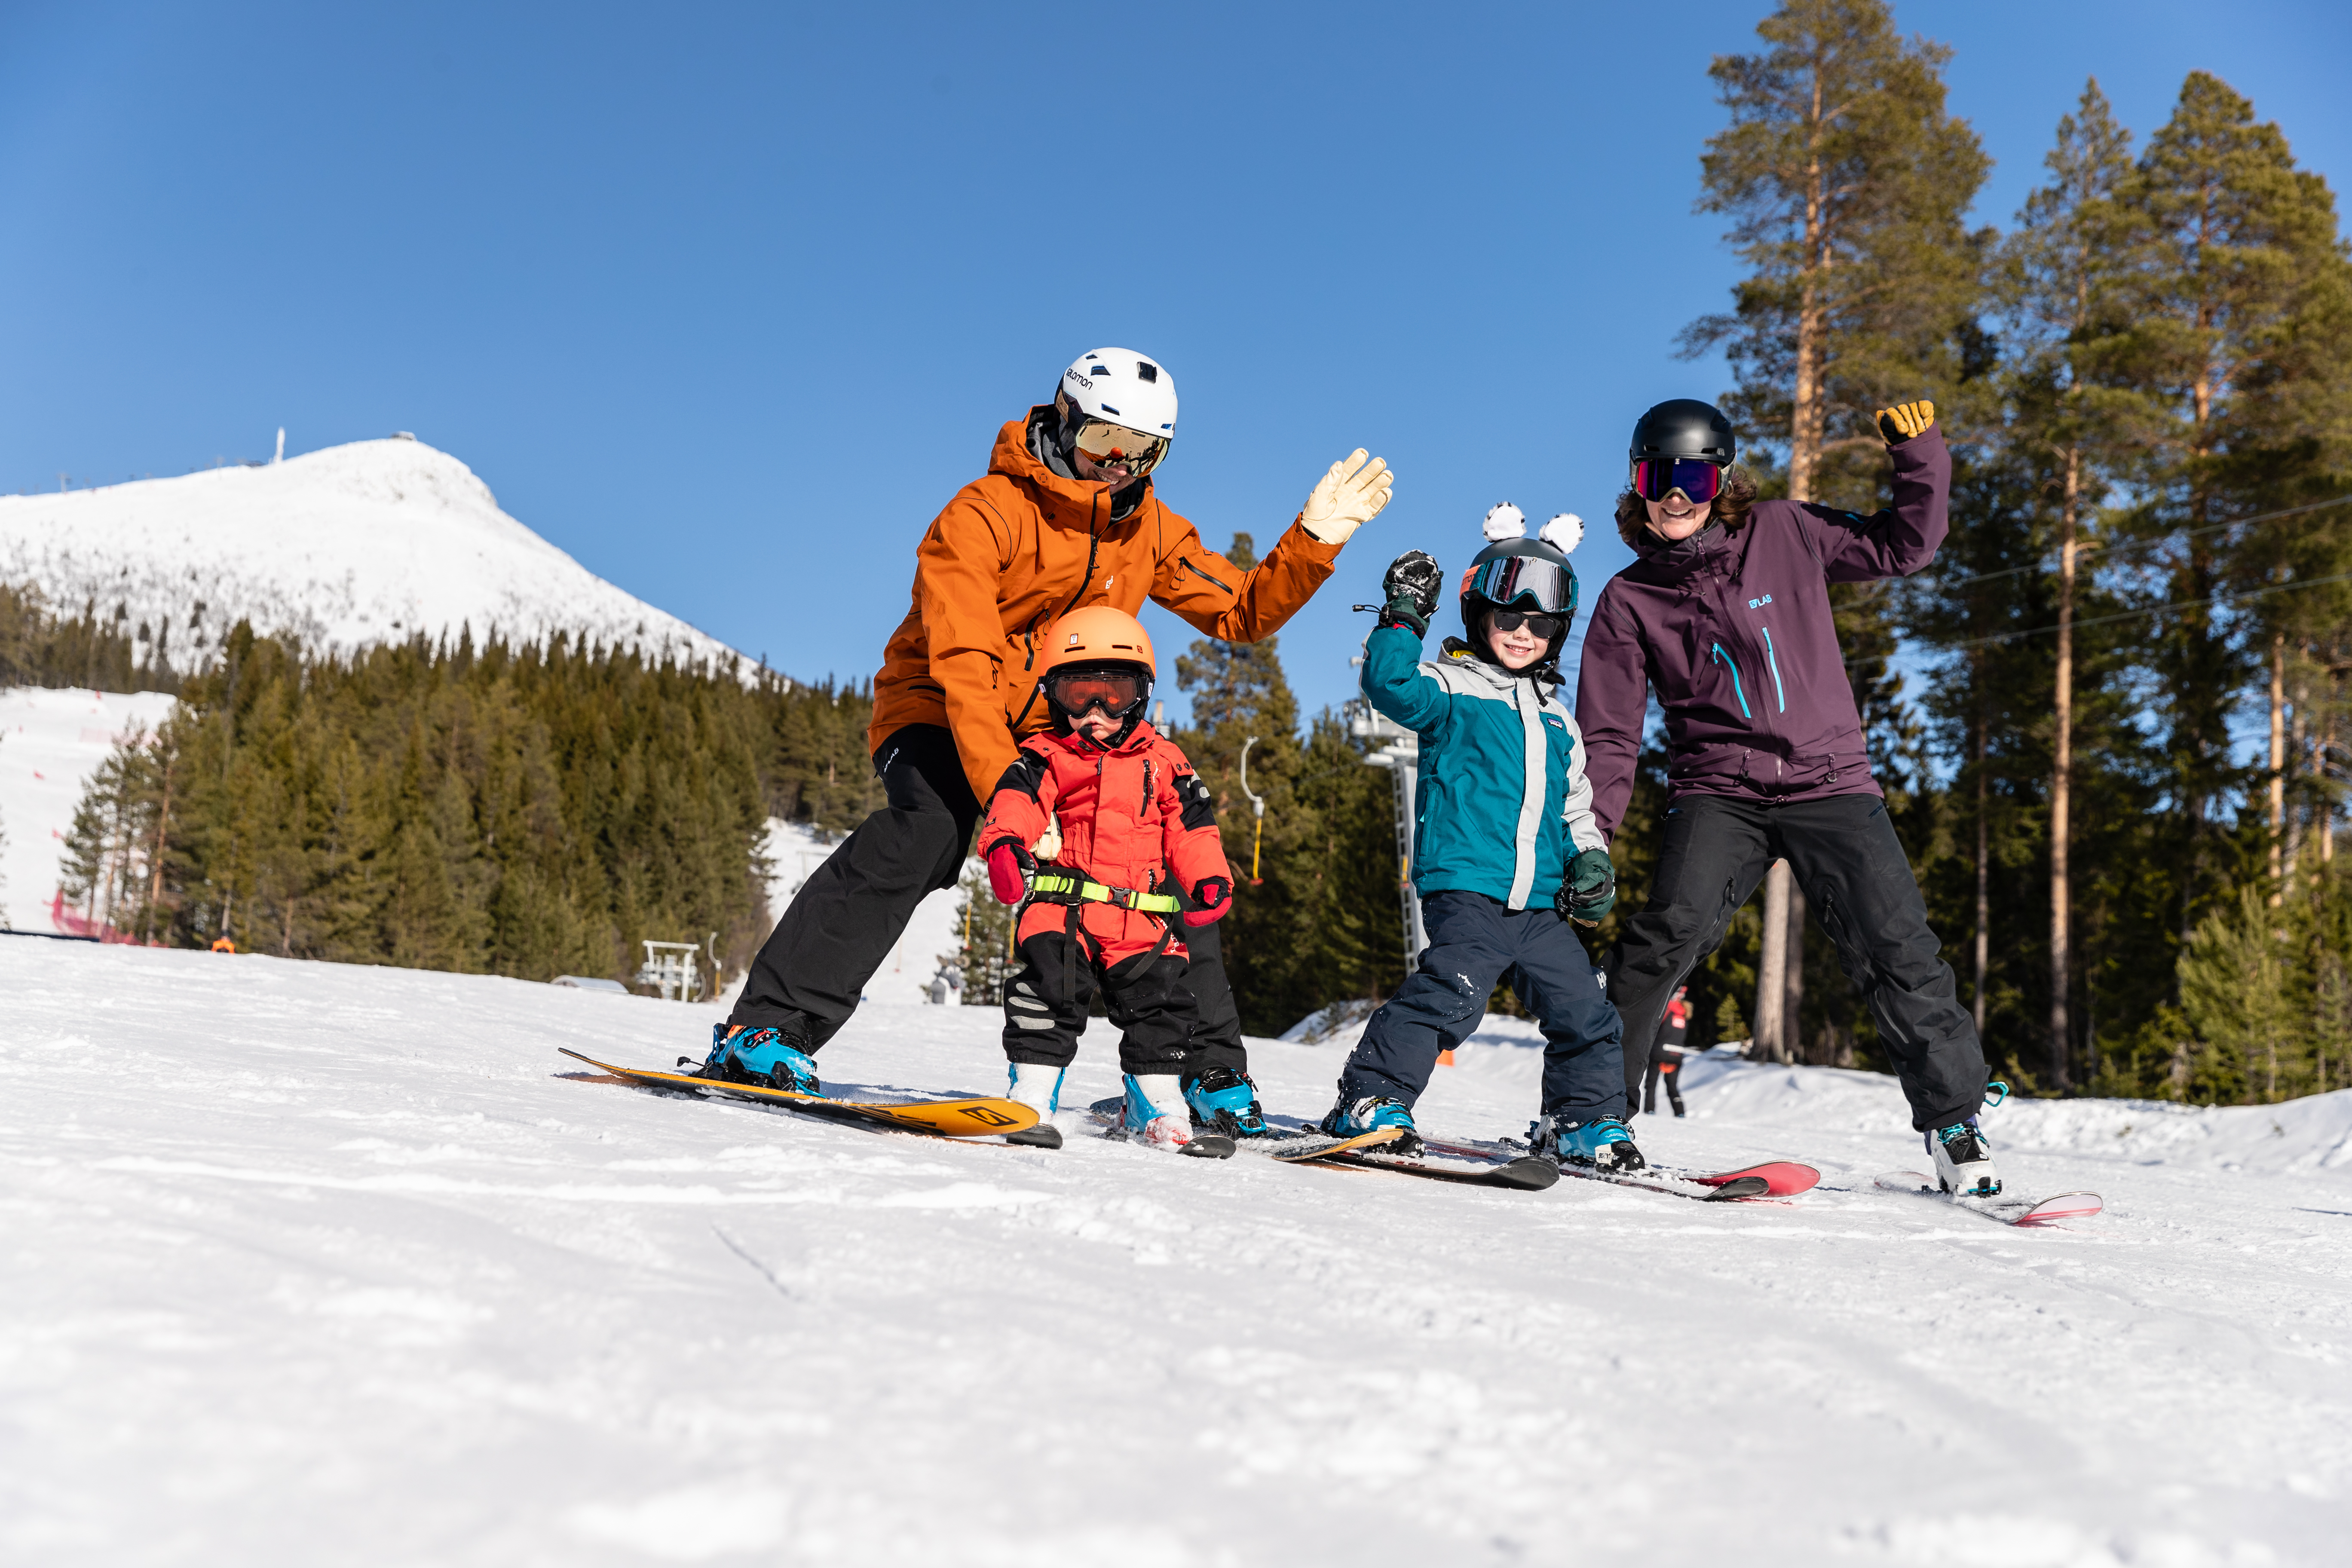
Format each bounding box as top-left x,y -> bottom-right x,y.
7,942 -> 2349,1566
0,685 -> 178,932
0,438 -> 742,668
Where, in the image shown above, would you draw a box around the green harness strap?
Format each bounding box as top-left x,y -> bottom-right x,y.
1027,870 -> 1183,914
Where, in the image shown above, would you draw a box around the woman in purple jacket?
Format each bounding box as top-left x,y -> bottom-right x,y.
1575,398 -> 2000,1196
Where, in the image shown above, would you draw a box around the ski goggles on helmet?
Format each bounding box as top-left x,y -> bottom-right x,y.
1044,666 -> 1150,720
1630,456 -> 1725,505
1072,418 -> 1169,477
1487,609 -> 1565,641
1464,552 -> 1574,617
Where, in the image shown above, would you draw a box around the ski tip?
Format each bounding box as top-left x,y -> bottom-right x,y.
1697,1161 -> 1821,1197
1181,1135 -> 1238,1161
2013,1192 -> 2103,1226
1490,1156 -> 1560,1191
1705,1175 -> 1772,1200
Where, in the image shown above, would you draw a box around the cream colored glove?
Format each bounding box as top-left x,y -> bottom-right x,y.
1876,400 -> 1935,443
1033,819 -> 1063,862
1298,449 -> 1394,545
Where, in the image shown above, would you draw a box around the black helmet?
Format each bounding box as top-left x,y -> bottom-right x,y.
1460,505 -> 1579,671
1629,399 -> 1736,465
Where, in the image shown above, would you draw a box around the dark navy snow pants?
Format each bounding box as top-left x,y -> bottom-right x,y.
1339,891 -> 1626,1119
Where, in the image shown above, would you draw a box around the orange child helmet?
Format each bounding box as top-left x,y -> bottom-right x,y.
1038,606 -> 1156,742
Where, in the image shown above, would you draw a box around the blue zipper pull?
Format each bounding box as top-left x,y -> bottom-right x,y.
1709,643 -> 1752,719
1761,626 -> 1786,713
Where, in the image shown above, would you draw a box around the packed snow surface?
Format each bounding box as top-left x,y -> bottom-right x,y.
7,941 -> 2351,1566
0,686 -> 179,932
0,439 -> 742,668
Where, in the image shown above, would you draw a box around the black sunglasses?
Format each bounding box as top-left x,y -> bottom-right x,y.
1489,609 -> 1564,640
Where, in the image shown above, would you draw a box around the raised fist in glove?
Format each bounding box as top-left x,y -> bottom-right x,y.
1183,876 -> 1232,928
1556,846 -> 1617,926
1299,449 -> 1394,545
1875,400 -> 1935,444
1379,550 -> 1444,636
984,838 -> 1036,906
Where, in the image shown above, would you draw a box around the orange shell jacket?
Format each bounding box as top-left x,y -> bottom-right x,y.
977,723 -> 1231,963
870,410 -> 1345,804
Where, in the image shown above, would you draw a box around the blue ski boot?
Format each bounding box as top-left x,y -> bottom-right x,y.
1003,1062 -> 1066,1149
1928,1118 -> 2001,1196
1185,1065 -> 1272,1138
699,1022 -> 821,1095
1320,1094 -> 1420,1152
1542,1114 -> 1645,1173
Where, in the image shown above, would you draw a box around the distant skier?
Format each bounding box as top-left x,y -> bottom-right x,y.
973,609 -> 1236,1154
1576,398 -> 2000,1196
1645,986 -> 1690,1118
1323,507 -> 1636,1170
704,349 -> 1391,1126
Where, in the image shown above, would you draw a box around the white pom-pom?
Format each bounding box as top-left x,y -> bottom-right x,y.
1541,512 -> 1584,554
1482,503 -> 1525,541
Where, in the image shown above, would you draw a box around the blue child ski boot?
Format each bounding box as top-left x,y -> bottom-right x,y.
699,1022 -> 821,1095
1542,1114 -> 1646,1173
1185,1065 -> 1272,1138
1003,1062 -> 1066,1149
1320,1094 -> 1420,1152
1929,1118 -> 2001,1196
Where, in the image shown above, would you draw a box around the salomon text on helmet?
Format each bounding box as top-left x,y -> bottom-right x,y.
1053,349 -> 1178,481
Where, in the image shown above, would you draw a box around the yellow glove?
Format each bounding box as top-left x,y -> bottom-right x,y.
1876,400 -> 1935,444
1298,449 -> 1394,545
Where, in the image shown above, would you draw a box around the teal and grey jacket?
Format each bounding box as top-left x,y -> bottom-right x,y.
1361,623 -> 1607,910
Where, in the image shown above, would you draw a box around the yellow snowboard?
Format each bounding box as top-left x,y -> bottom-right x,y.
557,1049 -> 1039,1139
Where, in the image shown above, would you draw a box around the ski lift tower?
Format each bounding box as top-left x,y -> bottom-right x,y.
1348,650 -> 1426,962
636,939 -> 703,1001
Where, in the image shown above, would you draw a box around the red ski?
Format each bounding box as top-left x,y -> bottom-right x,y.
1874,1171 -> 2103,1226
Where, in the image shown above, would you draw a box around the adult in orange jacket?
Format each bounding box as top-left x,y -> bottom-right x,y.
705,348 -> 1392,1102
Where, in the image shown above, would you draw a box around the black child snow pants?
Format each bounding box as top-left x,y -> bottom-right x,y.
1339,891 -> 1626,1121
1608,792 -> 1989,1132
1000,931 -> 1202,1080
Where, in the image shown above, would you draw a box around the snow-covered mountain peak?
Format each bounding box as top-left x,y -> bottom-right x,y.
0,436 -> 744,670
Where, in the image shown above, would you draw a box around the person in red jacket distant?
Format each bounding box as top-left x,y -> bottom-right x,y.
1646,986 -> 1691,1118
975,608 -> 1235,1155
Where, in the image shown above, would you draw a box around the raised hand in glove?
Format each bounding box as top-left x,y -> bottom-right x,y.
1380,549 -> 1444,636
984,839 -> 1036,906
1875,400 -> 1935,444
1183,876 -> 1232,928
1299,449 -> 1394,545
1555,845 -> 1617,926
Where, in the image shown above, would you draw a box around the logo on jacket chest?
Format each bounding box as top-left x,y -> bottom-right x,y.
1747,593 -> 1774,610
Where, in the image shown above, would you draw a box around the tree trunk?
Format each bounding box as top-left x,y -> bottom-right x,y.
1756,860 -> 1792,1063
1783,879 -> 1807,1062
2268,633 -> 2287,900
2049,447 -> 2077,1090
1974,715 -> 1990,1036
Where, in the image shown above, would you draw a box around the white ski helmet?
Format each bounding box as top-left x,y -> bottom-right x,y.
1058,348 -> 1177,441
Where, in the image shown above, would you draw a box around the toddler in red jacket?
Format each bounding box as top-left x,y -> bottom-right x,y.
979,609 -> 1236,1155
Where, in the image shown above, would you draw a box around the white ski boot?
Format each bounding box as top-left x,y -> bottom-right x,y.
1004,1062 -> 1065,1149
1929,1117 -> 2001,1197
1123,1075 -> 1233,1159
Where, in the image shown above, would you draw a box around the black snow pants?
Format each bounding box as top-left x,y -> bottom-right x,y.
1608,792 -> 1988,1132
730,723 -> 1248,1075
1001,931 -> 1202,1078
1340,891 -> 1626,1121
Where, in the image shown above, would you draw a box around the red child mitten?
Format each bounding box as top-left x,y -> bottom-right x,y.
1183,876 -> 1232,928
985,840 -> 1036,905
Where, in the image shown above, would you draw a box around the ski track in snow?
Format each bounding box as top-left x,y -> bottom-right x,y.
4,943 -> 2349,1566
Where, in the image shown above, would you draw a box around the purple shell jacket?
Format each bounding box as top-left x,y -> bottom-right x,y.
1575,425 -> 1951,839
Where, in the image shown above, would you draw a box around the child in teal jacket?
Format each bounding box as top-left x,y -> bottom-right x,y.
1324,507 -> 1638,1171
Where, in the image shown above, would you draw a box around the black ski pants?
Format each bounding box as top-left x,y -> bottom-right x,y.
731,723 -> 1248,1076
1001,931 -> 1201,1078
1644,1050 -> 1686,1116
1608,792 -> 1987,1132
1340,891 -> 1626,1121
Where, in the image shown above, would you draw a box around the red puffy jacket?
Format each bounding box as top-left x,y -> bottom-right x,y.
979,723 -> 1229,964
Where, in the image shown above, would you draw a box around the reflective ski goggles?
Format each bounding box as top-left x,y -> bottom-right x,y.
1044,667 -> 1149,719
1464,551 -> 1574,616
1630,456 -> 1726,505
1072,418 -> 1169,477
1488,609 -> 1565,641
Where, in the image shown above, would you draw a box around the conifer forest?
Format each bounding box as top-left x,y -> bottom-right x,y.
34,0 -> 2352,1112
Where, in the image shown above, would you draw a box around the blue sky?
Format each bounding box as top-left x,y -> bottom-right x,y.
2,0 -> 2346,732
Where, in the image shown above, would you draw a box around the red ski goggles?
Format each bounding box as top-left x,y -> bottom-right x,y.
1630,456 -> 1726,505
1072,418 -> 1169,477
1044,668 -> 1149,720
